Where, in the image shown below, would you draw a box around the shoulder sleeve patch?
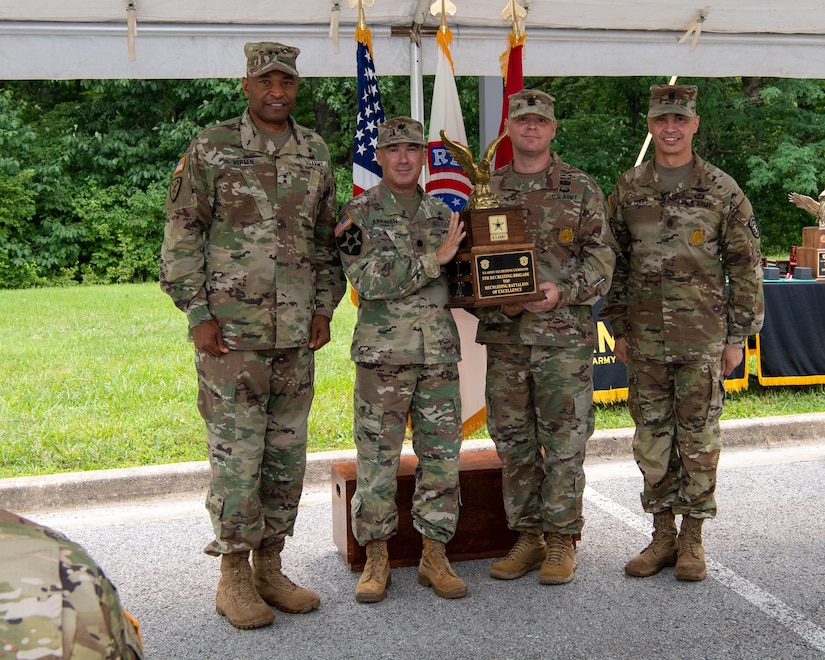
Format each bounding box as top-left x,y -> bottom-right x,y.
337,225 -> 363,256
168,176 -> 182,203
748,216 -> 760,239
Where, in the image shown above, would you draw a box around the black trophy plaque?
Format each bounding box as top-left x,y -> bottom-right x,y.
447,207 -> 543,308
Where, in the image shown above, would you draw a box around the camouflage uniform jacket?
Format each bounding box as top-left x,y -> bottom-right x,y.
474,154 -> 615,348
0,509 -> 144,659
337,181 -> 460,365
160,111 -> 345,350
601,153 -> 764,362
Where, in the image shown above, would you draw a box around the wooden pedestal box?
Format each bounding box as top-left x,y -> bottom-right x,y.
796,227 -> 825,280
331,450 -> 519,571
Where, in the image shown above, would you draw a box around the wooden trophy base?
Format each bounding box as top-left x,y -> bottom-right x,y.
796,227 -> 825,280
331,450 -> 519,571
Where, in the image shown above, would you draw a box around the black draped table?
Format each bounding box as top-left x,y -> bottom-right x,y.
589,280 -> 825,402
756,280 -> 825,386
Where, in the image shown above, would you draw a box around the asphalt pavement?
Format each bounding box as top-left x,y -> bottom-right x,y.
4,413 -> 825,659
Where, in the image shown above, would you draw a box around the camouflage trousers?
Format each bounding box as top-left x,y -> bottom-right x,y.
195,346 -> 314,556
626,359 -> 724,518
351,362 -> 462,545
485,343 -> 594,536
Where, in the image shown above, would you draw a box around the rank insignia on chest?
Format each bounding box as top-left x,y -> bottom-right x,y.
559,227 -> 575,244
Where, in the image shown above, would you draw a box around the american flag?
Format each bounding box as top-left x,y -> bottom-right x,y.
352,28 -> 385,196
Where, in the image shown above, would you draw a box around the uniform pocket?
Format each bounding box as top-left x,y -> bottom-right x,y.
195,351 -> 237,423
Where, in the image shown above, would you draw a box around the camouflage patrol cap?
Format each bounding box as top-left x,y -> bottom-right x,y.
508,89 -> 556,122
377,117 -> 427,149
648,84 -> 698,117
244,42 -> 300,78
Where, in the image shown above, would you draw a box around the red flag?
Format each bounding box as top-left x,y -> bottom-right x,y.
494,32 -> 526,169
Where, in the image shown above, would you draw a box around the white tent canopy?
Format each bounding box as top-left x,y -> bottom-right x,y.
2,1 -> 825,80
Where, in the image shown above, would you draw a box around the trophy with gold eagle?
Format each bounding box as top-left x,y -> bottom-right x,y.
439,130 -> 543,307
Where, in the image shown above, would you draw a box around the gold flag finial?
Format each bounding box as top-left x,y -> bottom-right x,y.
430,0 -> 457,34
501,0 -> 527,41
348,0 -> 375,32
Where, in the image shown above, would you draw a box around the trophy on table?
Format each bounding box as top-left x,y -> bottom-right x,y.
788,189 -> 825,280
440,130 -> 543,308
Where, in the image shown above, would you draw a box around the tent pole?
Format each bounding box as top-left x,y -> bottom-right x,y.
410,34 -> 424,124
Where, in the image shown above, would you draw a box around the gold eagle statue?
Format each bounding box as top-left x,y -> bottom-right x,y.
788,189 -> 825,229
440,129 -> 508,210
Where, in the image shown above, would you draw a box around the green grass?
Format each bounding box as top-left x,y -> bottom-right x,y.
1,282 -> 823,478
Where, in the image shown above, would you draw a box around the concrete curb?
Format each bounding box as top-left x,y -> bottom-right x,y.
2,413 -> 823,513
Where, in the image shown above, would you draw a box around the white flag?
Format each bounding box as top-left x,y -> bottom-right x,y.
425,27 -> 487,438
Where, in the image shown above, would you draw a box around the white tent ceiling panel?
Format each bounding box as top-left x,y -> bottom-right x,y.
1,1 -> 824,79
3,1 -> 824,34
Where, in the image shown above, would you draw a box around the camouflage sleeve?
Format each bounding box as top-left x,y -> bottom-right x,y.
600,182 -> 630,336
554,181 -> 616,309
0,510 -> 144,659
722,187 -> 765,345
159,140 -> 215,330
337,204 -> 442,301
312,161 -> 346,318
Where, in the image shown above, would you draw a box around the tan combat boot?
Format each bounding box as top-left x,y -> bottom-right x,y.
538,532 -> 576,585
355,540 -> 391,603
216,552 -> 274,629
418,535 -> 468,599
624,510 -> 678,577
675,516 -> 707,581
252,540 -> 321,613
489,531 -> 546,580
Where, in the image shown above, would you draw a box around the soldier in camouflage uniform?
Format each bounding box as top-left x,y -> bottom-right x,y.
0,509 -> 144,659
336,117 -> 468,603
160,42 -> 345,628
473,90 -> 616,586
601,84 -> 764,581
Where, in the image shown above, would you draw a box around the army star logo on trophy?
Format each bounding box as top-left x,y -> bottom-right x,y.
439,129 -> 543,307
